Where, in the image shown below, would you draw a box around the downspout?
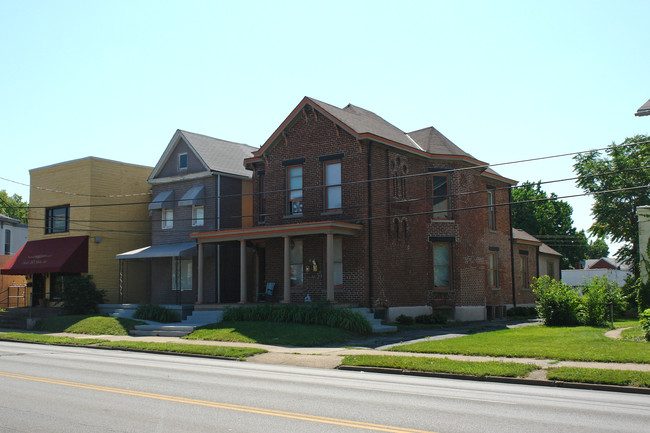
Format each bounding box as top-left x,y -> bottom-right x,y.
508,186 -> 517,309
217,174 -> 221,304
367,141 -> 374,311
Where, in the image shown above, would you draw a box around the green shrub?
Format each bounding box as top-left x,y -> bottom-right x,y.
60,275 -> 105,315
133,303 -> 179,323
578,276 -> 627,327
415,311 -> 448,324
395,314 -> 414,325
640,309 -> 650,342
532,275 -> 581,326
222,304 -> 372,334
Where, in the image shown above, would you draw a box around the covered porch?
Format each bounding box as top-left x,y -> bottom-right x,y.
191,221 -> 362,304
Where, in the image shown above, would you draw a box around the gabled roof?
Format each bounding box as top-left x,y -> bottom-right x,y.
584,257 -> 630,271
150,129 -> 256,181
539,243 -> 562,257
512,228 -> 543,245
635,98 -> 650,117
513,228 -> 562,257
249,97 -> 516,184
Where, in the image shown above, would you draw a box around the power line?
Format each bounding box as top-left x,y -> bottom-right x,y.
1,139 -> 647,205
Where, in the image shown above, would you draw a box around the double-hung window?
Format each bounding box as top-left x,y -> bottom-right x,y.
432,174 -> 449,219
487,186 -> 496,230
488,252 -> 498,288
287,166 -> 303,215
4,229 -> 10,255
432,243 -> 451,290
324,161 -> 342,211
258,171 -> 266,223
192,205 -> 204,227
520,255 -> 529,289
162,208 -> 173,229
45,205 -> 69,234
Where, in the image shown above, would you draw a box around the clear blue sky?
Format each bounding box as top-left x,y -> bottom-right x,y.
1,0 -> 648,251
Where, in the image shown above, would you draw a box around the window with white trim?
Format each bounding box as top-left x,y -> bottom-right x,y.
162,208 -> 173,229
192,205 -> 204,227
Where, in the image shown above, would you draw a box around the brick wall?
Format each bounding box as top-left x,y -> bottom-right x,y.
247,104 -> 516,315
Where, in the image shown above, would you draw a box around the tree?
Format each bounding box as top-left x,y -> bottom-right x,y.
587,237 -> 609,259
0,190 -> 29,224
511,181 -> 591,268
573,135 -> 650,278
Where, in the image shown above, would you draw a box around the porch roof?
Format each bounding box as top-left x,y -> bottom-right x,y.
191,220 -> 363,243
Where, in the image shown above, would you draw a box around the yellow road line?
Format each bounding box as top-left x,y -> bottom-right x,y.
0,371 -> 435,433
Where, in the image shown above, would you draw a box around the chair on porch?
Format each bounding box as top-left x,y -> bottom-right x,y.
258,282 -> 275,302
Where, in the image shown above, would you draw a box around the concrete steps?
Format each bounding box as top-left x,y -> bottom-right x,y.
182,310 -> 224,326
350,308 -> 397,333
109,308 -> 136,319
130,324 -> 197,337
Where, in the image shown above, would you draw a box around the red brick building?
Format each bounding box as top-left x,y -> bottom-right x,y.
192,97 -> 519,321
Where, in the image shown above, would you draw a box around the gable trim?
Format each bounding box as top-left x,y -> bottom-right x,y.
148,130 -> 211,182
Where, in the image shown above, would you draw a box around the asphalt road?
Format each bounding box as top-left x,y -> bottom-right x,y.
0,341 -> 648,433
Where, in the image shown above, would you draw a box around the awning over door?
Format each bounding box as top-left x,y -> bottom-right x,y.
0,236 -> 89,275
115,242 -> 196,260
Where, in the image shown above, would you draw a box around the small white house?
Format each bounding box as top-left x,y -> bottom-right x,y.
0,214 -> 28,256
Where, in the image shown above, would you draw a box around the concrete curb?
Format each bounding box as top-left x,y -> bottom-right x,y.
337,365 -> 650,395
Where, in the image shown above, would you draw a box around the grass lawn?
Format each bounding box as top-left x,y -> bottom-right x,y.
621,324 -> 646,342
388,321 -> 650,363
342,355 -> 538,378
33,315 -> 145,335
547,367 -> 650,388
0,332 -> 109,345
96,341 -> 266,359
185,321 -> 354,346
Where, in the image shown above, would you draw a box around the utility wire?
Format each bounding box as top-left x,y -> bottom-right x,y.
1,139 -> 647,204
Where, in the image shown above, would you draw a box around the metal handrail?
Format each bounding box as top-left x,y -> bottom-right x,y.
0,284 -> 27,308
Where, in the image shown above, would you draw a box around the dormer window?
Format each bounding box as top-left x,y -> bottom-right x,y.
178,153 -> 188,170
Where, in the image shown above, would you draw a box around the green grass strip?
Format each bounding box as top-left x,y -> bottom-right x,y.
33,315 -> 145,335
388,324 -> 650,363
96,341 -> 267,359
0,332 -> 108,345
547,367 -> 650,388
342,355 -> 538,378
185,321 -> 352,346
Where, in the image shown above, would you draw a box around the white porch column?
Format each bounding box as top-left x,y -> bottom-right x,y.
283,236 -> 290,303
326,233 -> 334,302
240,239 -> 247,303
197,243 -> 204,304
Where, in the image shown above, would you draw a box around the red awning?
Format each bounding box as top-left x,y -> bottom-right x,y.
0,236 -> 88,275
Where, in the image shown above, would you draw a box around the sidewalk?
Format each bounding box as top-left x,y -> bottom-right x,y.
26,321 -> 650,373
